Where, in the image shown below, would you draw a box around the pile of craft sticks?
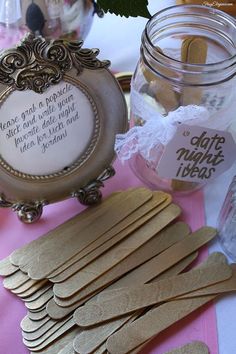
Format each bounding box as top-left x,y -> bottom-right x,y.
0,188 -> 235,354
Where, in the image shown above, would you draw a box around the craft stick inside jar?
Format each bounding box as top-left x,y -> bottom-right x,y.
171,36 -> 208,192
141,47 -> 179,114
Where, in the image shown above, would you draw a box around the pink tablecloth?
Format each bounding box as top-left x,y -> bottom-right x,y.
0,161 -> 218,354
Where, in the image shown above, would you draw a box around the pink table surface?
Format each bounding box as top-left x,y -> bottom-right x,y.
0,160 -> 218,354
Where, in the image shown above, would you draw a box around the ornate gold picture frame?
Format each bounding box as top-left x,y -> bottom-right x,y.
0,34 -> 128,223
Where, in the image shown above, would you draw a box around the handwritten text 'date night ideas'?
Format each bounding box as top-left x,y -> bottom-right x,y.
157,124 -> 236,183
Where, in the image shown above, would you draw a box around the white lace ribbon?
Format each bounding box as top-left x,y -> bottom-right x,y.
115,88 -> 211,163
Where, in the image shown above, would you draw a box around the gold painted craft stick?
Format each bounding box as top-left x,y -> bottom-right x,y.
179,263 -> 236,299
164,341 -> 209,354
49,192 -> 169,282
141,48 -> 179,113
72,252 -> 220,354
29,327 -> 79,354
21,315 -> 50,333
74,263 -> 231,327
97,252 -> 225,302
107,227 -> 216,288
93,342 -> 107,354
52,198 -> 176,307
72,253 -> 198,354
181,37 -> 208,106
47,225 -> 215,320
53,204 -> 181,298
128,341 -> 209,354
171,37 -> 208,191
11,279 -> 48,295
22,315 -> 70,342
28,308 -> 48,321
28,189 -> 153,280
0,256 -> 18,276
23,316 -> 75,349
3,270 -> 30,290
48,235 -> 194,321
28,318 -> 77,352
25,288 -> 53,311
106,295 -> 216,354
23,284 -> 52,302
54,220 -> 189,308
10,191 -> 124,266
58,342 -> 75,354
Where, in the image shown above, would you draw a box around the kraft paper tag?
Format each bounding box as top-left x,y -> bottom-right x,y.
158,124 -> 236,183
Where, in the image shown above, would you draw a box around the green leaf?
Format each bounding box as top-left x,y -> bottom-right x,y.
97,0 -> 151,19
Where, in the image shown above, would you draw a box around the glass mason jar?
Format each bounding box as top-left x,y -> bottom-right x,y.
130,5 -> 236,193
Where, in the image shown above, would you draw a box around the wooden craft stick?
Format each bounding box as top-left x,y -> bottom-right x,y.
23,316 -> 74,349
73,314 -> 134,354
27,189 -> 153,280
129,340 -> 209,354
28,308 -> 48,321
49,193 -> 170,282
93,342 -> 107,354
0,256 -> 18,276
53,204 -> 181,299
181,37 -> 208,106
53,200 -> 178,308
106,226 -> 217,289
74,263 -> 231,327
171,37 -> 208,192
10,191 -> 125,266
25,288 -> 54,311
141,48 -> 179,113
72,253 -> 198,354
80,252 -> 220,354
23,284 -> 52,302
21,315 -> 50,333
13,191 -> 131,272
164,341 -> 209,354
29,327 -> 79,354
3,270 -> 30,290
71,249 -> 217,353
22,316 -> 69,342
58,342 -> 75,354
47,224 -> 215,320
179,263 -> 236,299
106,295 -> 216,354
11,279 -> 48,295
28,318 -> 77,352
47,253 -> 197,319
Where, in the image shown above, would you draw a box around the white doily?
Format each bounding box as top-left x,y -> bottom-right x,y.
115,88 -> 211,163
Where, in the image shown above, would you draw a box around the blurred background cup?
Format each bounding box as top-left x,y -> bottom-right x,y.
0,1 -> 97,50
21,0 -> 95,40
